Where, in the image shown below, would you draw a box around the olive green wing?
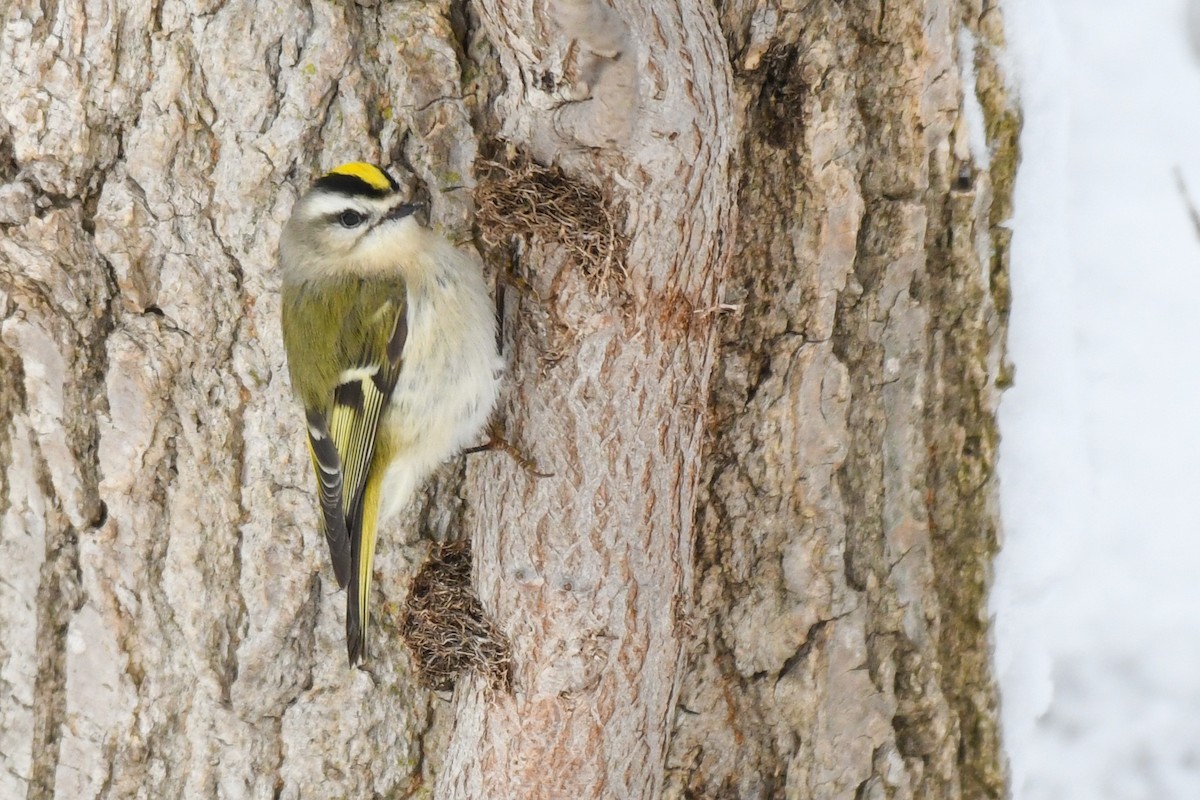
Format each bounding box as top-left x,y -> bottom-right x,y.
331,302 -> 408,665
282,279 -> 408,656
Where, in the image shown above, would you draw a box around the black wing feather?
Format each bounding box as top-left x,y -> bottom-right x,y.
305,409 -> 351,588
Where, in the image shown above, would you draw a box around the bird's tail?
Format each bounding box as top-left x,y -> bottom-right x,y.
346,468 -> 384,665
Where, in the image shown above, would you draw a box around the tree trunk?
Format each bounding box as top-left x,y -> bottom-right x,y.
0,0 -> 1016,798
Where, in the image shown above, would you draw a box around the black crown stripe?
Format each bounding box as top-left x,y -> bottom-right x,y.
313,171 -> 399,198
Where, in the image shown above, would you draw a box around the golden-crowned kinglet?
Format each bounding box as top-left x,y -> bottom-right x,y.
279,162 -> 501,665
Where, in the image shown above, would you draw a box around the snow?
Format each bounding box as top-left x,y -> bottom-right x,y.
995,0 -> 1200,797
957,27 -> 991,170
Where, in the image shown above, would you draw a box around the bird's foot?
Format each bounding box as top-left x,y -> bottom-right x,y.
465,420 -> 552,478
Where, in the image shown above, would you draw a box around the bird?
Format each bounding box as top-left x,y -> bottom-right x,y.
278,162 -> 501,665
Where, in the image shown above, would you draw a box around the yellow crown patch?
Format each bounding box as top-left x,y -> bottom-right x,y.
327,162 -> 394,192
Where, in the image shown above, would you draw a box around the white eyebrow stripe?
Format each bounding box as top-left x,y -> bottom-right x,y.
305,194 -> 374,218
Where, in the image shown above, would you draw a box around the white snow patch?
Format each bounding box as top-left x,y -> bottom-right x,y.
997,0 -> 1200,797
957,27 -> 991,169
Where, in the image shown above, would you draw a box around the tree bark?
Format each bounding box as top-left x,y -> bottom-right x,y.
663,2 -> 1016,796
0,0 -> 1016,798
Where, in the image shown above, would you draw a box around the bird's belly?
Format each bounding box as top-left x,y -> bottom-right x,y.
376,304 -> 499,520
388,359 -> 496,463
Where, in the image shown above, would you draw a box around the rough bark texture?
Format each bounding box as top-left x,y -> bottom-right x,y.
662,3 -> 1017,798
0,1 -> 1016,799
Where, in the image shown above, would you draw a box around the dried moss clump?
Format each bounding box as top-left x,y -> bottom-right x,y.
399,540 -> 511,692
475,150 -> 629,287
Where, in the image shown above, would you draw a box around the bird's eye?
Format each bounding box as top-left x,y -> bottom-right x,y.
338,210 -> 364,228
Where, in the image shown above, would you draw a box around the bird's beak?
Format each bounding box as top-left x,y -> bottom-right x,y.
385,201 -> 423,221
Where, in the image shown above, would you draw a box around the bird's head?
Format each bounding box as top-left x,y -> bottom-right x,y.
281,162 -> 425,276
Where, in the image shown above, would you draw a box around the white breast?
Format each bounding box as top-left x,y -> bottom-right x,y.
377,239 -> 502,521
